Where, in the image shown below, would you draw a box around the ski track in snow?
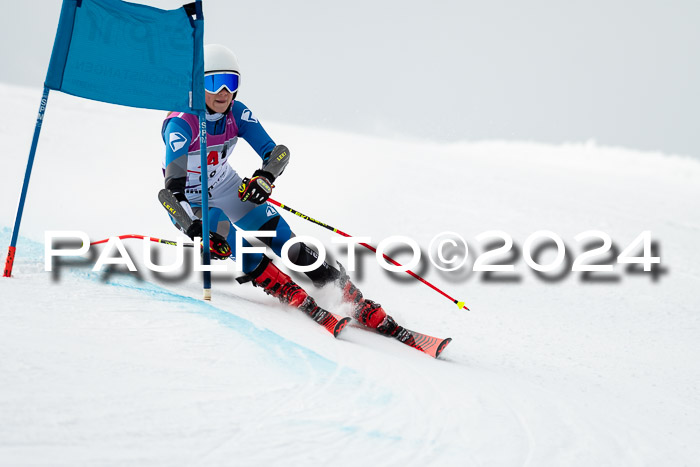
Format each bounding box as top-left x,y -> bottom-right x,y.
1,82 -> 700,465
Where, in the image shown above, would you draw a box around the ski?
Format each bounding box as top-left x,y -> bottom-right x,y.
394,328 -> 452,358
296,297 -> 351,338
309,308 -> 351,338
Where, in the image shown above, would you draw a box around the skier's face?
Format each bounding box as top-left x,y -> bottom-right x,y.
206,88 -> 234,113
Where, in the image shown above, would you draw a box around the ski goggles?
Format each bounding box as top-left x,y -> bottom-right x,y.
204,72 -> 240,94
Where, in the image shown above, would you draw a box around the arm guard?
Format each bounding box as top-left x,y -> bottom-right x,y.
260,145 -> 290,182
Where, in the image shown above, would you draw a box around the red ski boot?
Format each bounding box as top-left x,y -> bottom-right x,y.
336,265 -> 406,337
247,256 -> 309,307
336,264 -> 363,306
354,299 -> 407,338
238,256 -> 350,337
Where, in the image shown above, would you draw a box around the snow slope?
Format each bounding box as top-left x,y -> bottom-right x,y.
1,82 -> 699,466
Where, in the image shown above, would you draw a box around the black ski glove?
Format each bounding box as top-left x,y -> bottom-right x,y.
185,220 -> 232,260
238,170 -> 274,204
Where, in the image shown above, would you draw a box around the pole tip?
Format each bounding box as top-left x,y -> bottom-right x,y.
456,300 -> 469,311
203,289 -> 211,301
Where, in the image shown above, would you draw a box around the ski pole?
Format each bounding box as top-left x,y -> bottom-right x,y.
267,198 -> 469,311
90,234 -> 195,247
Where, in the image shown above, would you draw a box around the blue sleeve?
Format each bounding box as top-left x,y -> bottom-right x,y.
162,117 -> 193,194
162,117 -> 193,167
232,100 -> 276,162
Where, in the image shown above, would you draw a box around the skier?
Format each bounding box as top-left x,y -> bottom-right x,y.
161,44 -> 406,338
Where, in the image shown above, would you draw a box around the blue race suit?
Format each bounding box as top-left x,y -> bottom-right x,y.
161,101 -> 293,273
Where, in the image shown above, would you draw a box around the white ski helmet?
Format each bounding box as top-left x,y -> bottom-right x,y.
204,44 -> 240,102
204,44 -> 240,75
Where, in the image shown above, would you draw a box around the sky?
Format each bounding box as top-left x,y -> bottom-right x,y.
1,0 -> 698,157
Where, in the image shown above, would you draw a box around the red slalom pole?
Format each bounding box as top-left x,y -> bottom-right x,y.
268,198 -> 469,311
